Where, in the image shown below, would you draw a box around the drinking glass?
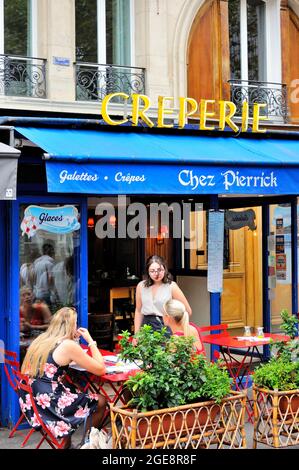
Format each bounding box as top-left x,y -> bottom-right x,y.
256,327 -> 264,338
244,326 -> 252,337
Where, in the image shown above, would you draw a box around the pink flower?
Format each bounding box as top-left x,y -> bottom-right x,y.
74,405 -> 90,418
36,393 -> 51,409
57,393 -> 76,410
53,421 -> 71,437
43,363 -> 57,379
31,414 -> 40,428
19,398 -> 27,413
46,421 -> 56,435
65,389 -> 78,400
87,392 -> 99,401
25,394 -> 32,409
19,394 -> 32,412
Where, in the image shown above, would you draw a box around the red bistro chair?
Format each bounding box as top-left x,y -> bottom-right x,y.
189,322 -> 207,356
114,334 -> 134,354
196,323 -> 254,387
12,369 -> 68,449
0,347 -> 36,447
195,323 -> 229,361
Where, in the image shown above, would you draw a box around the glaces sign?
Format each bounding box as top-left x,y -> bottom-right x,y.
101,93 -> 268,133
21,205 -> 80,238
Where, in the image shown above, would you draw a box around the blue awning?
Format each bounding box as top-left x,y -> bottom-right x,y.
15,126 -> 299,195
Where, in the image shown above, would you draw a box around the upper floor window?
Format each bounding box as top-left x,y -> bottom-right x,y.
75,0 -> 132,65
0,0 -> 36,56
229,0 -> 266,81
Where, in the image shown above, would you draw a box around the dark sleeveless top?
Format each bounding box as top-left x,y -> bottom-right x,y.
18,348 -> 98,438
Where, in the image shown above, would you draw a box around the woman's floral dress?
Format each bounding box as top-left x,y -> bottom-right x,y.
19,350 -> 99,438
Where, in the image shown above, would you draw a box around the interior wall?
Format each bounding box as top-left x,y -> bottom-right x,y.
281,3 -> 299,122
176,275 -> 211,356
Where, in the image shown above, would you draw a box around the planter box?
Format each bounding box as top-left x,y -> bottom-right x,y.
253,385 -> 299,448
110,390 -> 247,449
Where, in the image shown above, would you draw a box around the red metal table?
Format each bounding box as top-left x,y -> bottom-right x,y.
68,348 -> 139,421
201,332 -> 288,387
201,332 -> 289,420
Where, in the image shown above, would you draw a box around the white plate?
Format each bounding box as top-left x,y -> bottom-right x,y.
104,355 -> 118,363
106,363 -> 140,373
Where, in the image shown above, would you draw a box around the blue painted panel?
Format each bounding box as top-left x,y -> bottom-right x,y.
4,194 -> 88,426
291,199 -> 298,321
45,161 -> 299,195
0,202 -> 8,425
8,201 -> 21,425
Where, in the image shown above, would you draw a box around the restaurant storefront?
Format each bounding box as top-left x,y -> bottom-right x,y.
1,116 -> 299,427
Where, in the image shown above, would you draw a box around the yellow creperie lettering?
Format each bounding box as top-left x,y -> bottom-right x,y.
101,92 -> 129,125
157,96 -> 174,128
101,93 -> 268,133
131,94 -> 155,127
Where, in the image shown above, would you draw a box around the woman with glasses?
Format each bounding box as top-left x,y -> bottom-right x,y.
134,255 -> 192,335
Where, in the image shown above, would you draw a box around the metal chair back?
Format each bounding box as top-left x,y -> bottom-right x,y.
89,313 -> 115,351
12,368 -> 67,449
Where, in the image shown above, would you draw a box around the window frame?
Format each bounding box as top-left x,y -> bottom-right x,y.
0,0 -> 38,56
77,0 -> 134,65
232,0 -> 281,83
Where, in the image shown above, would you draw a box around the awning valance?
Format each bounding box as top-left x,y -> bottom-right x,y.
0,142 -> 20,200
15,126 -> 299,195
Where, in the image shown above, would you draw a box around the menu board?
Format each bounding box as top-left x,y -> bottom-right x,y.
273,206 -> 291,284
207,210 -> 224,293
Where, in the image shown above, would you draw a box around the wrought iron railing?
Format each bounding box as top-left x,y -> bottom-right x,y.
0,54 -> 47,98
228,79 -> 288,122
75,62 -> 146,101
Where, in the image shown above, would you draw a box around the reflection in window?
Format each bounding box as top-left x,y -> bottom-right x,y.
247,0 -> 265,81
228,0 -> 241,80
4,0 -> 29,55
75,0 -> 131,65
229,0 -> 266,81
19,204 -> 80,359
75,0 -> 97,62
106,0 -> 131,65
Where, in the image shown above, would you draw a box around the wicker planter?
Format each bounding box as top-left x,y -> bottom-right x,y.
253,384 -> 299,448
110,390 -> 247,449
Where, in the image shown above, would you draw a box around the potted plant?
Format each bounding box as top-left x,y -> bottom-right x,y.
109,325 -> 247,449
252,309 -> 299,448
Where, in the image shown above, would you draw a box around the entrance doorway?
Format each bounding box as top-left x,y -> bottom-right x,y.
221,206 -> 262,334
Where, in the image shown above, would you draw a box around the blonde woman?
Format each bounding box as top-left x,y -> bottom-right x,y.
20,307 -> 106,448
163,299 -> 204,354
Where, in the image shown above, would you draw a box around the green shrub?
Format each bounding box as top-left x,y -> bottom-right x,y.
119,325 -> 231,411
253,310 -> 299,391
253,358 -> 299,391
271,309 -> 299,362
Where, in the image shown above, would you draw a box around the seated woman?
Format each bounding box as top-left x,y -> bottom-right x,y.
20,286 -> 52,337
163,299 -> 204,354
20,306 -> 107,449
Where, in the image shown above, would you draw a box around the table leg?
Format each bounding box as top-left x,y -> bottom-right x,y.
220,346 -> 256,421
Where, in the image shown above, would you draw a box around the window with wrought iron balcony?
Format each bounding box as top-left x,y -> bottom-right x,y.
228,0 -> 287,123
75,0 -> 145,103
228,79 -> 288,123
0,54 -> 47,99
0,1 -> 46,99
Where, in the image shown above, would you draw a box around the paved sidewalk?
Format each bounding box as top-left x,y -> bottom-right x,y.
0,419 -> 290,450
